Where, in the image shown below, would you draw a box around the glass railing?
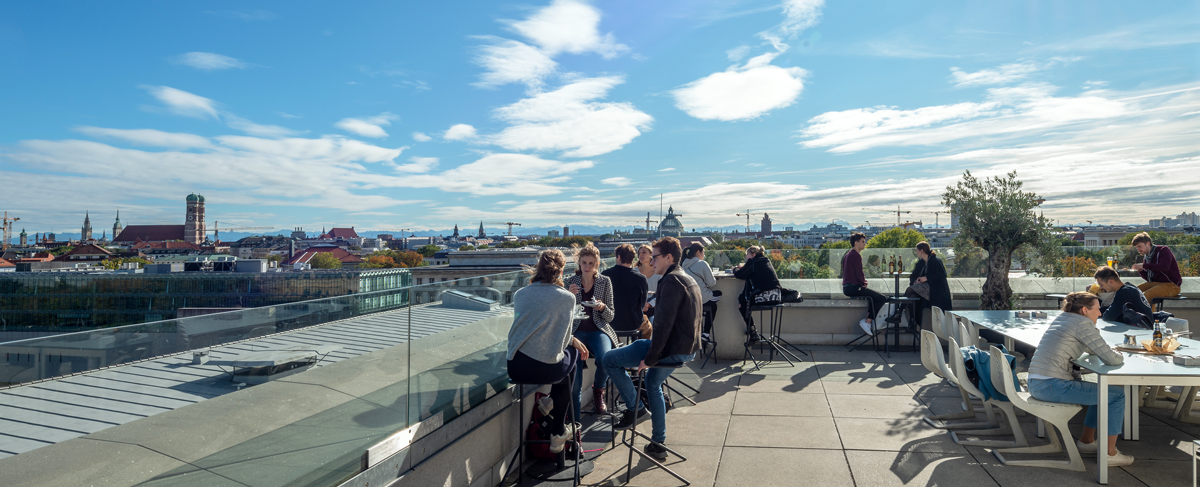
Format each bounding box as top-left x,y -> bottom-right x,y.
701,245 -> 1200,281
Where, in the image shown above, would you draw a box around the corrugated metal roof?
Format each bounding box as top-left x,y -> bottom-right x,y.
0,302 -> 509,458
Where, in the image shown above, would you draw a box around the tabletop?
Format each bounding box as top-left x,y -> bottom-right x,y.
953,310 -> 1059,348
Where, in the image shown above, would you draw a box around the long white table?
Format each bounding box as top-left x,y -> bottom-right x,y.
953,310 -> 1200,484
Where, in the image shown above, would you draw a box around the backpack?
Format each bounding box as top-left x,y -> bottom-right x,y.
1122,302 -> 1153,329
525,391 -> 580,459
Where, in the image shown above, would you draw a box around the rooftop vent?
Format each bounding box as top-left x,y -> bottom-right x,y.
441,289 -> 499,311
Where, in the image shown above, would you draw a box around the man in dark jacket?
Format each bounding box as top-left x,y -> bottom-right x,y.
1130,232 -> 1182,301
1094,266 -> 1153,323
733,245 -> 781,339
604,237 -> 701,461
601,243 -> 648,333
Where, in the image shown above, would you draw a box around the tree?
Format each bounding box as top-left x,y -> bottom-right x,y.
393,250 -> 426,268
49,246 -> 74,256
101,257 -> 152,270
821,240 -> 851,249
1117,231 -> 1200,247
866,228 -> 925,249
266,254 -> 284,263
359,255 -> 397,269
417,244 -> 441,257
458,245 -> 475,251
310,252 -> 343,269
477,244 -> 489,249
944,171 -> 1057,309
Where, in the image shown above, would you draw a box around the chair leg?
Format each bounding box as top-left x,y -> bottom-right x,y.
950,403 -> 1026,446
993,419 -> 1085,471
924,388 -> 992,429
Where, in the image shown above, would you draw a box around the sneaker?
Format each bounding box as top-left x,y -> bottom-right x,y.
1075,439 -> 1099,455
1107,450 -> 1134,466
884,312 -> 903,324
614,408 -> 648,430
859,319 -> 875,336
592,386 -> 608,415
644,441 -> 668,461
549,422 -> 577,454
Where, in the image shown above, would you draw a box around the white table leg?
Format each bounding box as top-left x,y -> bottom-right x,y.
1098,376 -> 1108,484
1004,336 -> 1014,351
1123,385 -> 1132,440
1132,385 -> 1140,441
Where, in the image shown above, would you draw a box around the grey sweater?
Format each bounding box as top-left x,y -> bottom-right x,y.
1028,312 -> 1125,381
507,283 -> 578,364
682,257 -> 716,303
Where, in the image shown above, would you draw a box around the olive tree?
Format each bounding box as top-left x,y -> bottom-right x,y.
943,171 -> 1056,309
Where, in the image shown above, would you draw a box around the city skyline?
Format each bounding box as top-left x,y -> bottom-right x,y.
2,1 -> 1199,233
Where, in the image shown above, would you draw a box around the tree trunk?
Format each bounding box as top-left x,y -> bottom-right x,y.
981,247 -> 1013,310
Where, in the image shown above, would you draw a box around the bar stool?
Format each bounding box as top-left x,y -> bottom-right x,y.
843,295 -> 879,351
508,378 -> 593,485
1153,295 -> 1188,313
743,303 -> 805,370
617,362 -> 690,486
700,301 -> 718,368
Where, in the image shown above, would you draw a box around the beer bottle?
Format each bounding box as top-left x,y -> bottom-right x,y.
1153,323 -> 1163,349
898,256 -> 904,273
889,256 -> 895,274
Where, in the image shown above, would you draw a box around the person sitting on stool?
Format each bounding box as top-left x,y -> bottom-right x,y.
1130,232 -> 1183,301
604,236 -> 702,461
886,241 -> 952,323
842,232 -> 888,332
506,249 -> 591,454
732,245 -> 781,341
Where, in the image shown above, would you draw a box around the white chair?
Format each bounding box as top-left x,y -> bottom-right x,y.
987,346 -> 1085,471
945,326 -> 1028,447
958,314 -> 1026,372
921,329 -> 1007,433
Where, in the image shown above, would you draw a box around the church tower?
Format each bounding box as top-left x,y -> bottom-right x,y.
184,193 -> 206,244
81,211 -> 93,241
19,228 -> 27,246
453,224 -> 460,239
761,213 -> 772,236
112,209 -> 123,240
478,221 -> 485,238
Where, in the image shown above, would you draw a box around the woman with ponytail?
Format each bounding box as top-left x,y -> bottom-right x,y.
1026,292 -> 1132,466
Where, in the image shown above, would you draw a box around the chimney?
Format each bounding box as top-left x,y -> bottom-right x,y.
289,240 -> 295,260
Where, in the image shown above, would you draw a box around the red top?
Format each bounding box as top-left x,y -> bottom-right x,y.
842,250 -> 867,287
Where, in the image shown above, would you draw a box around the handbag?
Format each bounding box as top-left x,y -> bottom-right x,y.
752,288 -> 782,305
910,281 -> 932,300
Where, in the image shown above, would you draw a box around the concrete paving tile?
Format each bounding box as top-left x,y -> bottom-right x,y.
737,361 -> 820,378
1112,425 -> 1199,461
732,391 -> 831,417
725,415 -> 842,450
661,413 -> 731,447
821,378 -> 915,396
909,382 -> 962,398
809,350 -> 887,363
586,444 -> 721,487
817,362 -> 903,381
844,450 -> 998,487
835,418 -> 967,453
670,390 -> 737,416
966,445 -> 1146,487
827,394 -> 930,420
715,447 -> 854,487
736,377 -> 825,394
1119,460 -> 1194,487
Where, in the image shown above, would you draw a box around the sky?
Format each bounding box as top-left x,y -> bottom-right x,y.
2,0 -> 1199,236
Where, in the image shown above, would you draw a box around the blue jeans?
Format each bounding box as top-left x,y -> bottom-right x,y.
572,331 -> 613,422
603,339 -> 695,443
1028,378 -> 1125,433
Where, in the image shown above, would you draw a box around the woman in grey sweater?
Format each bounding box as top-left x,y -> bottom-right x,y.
506,249 -> 590,454
1027,292 -> 1132,466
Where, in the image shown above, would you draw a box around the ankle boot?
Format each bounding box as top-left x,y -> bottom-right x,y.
592,386 -> 608,415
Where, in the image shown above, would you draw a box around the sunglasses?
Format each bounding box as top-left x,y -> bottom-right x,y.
650,253 -> 663,261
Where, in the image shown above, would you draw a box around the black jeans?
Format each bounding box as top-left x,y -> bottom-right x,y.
508,347 -> 579,435
843,284 -> 887,320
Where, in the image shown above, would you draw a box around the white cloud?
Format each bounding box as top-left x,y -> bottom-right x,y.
601,177 -> 632,186
472,38 -> 558,89
658,167 -> 676,172
412,132 -> 432,142
379,153 -> 595,195
390,156 -> 439,173
726,46 -> 751,61
672,52 -> 808,121
444,124 -> 478,141
336,113 -> 399,138
75,127 -> 214,149
508,0 -> 629,59
225,115 -> 299,138
143,86 -> 219,119
1083,80 -> 1110,90
775,0 -> 824,39
489,76 -> 653,157
172,52 -> 250,71
950,62 -> 1041,87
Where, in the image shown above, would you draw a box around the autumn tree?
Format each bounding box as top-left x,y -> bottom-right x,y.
310,252 -> 343,269
944,171 -> 1057,309
393,250 -> 427,268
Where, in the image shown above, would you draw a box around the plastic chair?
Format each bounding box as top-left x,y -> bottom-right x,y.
920,330 -> 995,429
987,346 -> 1086,471
945,327 -> 1028,448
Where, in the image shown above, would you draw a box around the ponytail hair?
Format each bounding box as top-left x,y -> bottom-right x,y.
527,249 -> 566,286
683,242 -> 704,261
1061,291 -> 1099,315
916,241 -> 935,256
746,245 -> 764,257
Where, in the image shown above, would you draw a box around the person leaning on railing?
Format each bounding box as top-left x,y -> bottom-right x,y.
564,243 -> 618,419
1026,292 -> 1132,466
1130,232 -> 1182,301
732,245 -> 781,341
506,249 -> 591,454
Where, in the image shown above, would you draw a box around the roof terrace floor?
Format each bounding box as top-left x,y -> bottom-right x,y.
513,346 -> 1199,487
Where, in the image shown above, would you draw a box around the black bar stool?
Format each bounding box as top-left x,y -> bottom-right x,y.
700,301 -> 719,369
1152,295 -> 1188,313
843,296 -> 877,350
507,378 -> 593,485
617,362 -> 690,486
743,303 -> 806,370
878,297 -> 921,357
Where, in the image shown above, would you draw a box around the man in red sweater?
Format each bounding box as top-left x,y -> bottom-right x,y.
1130,232 -> 1182,301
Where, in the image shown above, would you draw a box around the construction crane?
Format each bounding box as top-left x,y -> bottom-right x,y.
909,210 -> 953,228
861,206 -> 910,226
624,212 -> 655,231
203,221 -> 274,241
485,221 -> 522,236
2,211 -> 18,250
735,210 -> 764,234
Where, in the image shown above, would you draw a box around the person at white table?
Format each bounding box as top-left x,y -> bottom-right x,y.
1026,292 -> 1133,466
1093,266 -> 1152,324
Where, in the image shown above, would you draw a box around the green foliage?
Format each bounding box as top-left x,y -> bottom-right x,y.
100,257 -> 152,270
266,254 -> 284,263
499,240 -> 525,248
821,240 -> 851,249
1054,236 -> 1083,247
707,238 -> 760,251
865,228 -> 925,249
458,245 -> 475,251
711,232 -> 725,244
944,170 -> 1057,309
49,246 -> 74,256
477,244 -> 489,249
1117,231 -> 1200,246
417,244 -> 441,257
309,252 -> 343,269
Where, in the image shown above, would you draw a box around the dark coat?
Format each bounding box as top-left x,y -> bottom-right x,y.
644,264 -> 702,366
734,254 -> 781,298
912,254 -> 952,311
601,265 -> 648,333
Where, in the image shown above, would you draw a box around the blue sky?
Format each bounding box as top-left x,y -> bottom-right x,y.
2,0 -> 1199,236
